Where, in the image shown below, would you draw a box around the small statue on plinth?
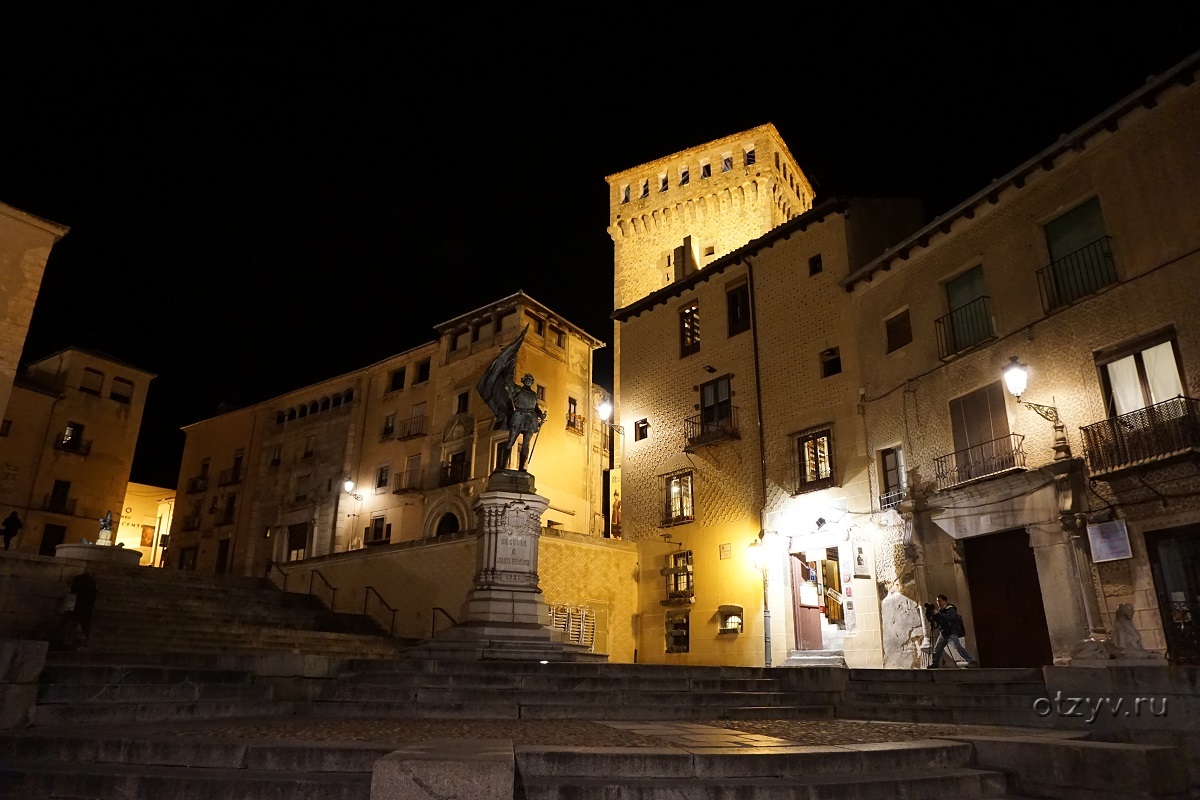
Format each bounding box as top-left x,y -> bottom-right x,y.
97,511 -> 114,546
477,326 -> 546,474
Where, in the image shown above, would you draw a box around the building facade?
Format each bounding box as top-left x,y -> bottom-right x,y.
168,292 -> 608,578
0,348 -> 154,555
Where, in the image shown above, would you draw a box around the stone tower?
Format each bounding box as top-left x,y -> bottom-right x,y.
604,123 -> 814,425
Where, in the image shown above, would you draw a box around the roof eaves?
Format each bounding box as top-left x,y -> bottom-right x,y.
840,49 -> 1200,291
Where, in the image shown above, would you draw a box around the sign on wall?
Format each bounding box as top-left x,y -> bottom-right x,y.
1087,519 -> 1133,562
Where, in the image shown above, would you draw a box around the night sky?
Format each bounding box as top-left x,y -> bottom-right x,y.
3,9 -> 1197,489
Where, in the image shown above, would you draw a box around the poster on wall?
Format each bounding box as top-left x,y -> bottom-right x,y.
852,540 -> 871,578
609,467 -> 622,539
1087,520 -> 1133,562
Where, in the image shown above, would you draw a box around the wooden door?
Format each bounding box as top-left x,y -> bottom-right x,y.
963,529 -> 1054,667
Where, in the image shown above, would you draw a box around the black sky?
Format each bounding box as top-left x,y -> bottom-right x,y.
3,8 -> 1197,488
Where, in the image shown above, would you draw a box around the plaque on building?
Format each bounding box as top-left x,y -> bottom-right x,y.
1087,520 -> 1133,562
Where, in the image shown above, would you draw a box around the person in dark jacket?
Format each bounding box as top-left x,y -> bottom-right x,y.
2,510 -> 22,550
924,594 -> 977,668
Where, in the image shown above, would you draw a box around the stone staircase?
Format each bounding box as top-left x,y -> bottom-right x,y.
314,659 -> 844,721
838,667 -> 1053,726
515,738 -> 1022,799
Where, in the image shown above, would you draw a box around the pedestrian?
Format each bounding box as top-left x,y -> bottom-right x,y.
2,510 -> 22,550
924,594 -> 978,668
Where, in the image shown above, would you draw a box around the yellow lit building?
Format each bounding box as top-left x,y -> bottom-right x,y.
115,482 -> 174,566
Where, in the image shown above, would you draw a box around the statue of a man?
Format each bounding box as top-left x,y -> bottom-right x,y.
477,327 -> 547,473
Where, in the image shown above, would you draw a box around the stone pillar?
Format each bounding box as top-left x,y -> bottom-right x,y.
1029,522 -> 1091,665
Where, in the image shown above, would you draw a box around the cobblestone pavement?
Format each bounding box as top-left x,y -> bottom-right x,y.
134,716 -> 1063,747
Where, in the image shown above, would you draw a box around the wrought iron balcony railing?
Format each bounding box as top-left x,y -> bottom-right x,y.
218,468 -> 241,487
1082,396 -> 1200,478
397,415 -> 428,439
54,438 -> 92,456
392,469 -> 423,493
1037,236 -> 1116,314
439,461 -> 470,487
684,407 -> 740,451
565,413 -> 586,435
879,489 -> 906,511
41,495 -> 77,515
935,296 -> 994,360
933,433 -> 1026,491
186,477 -> 208,494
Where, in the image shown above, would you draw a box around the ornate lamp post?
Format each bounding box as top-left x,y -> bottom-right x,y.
1003,356 -> 1072,460
597,399 -> 623,538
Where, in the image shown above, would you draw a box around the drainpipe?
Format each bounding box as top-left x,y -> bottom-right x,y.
745,256 -> 776,664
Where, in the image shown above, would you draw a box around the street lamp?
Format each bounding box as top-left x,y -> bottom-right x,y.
343,478 -> 363,501
597,399 -> 623,538
749,531 -> 772,667
1003,356 -> 1072,461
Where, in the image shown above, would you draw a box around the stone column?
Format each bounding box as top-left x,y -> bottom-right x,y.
1028,522 -> 1091,664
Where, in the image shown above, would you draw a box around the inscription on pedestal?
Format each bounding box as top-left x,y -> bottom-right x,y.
496,533 -> 532,571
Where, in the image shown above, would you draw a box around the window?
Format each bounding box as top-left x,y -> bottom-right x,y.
634,419 -> 649,441
376,465 -> 390,489
110,377 -> 133,404
270,444 -> 281,467
552,327 -> 566,348
679,303 -> 700,357
721,154 -> 733,173
885,309 -> 913,353
795,426 -> 835,493
1043,197 -> 1115,310
525,312 -> 545,336
621,184 -> 630,204
536,384 -> 546,401
492,438 -> 509,471
659,174 -> 668,192
382,413 -> 396,437
879,446 -> 906,509
388,367 -> 408,393
303,435 -> 316,458
808,254 -> 823,276
944,265 -> 992,354
404,453 -> 422,489
660,471 -> 694,526
456,391 -> 469,414
568,396 -> 578,416
60,421 -> 85,452
1097,331 -> 1183,417
947,381 -> 1015,484
0,419 -> 9,437
367,516 -> 391,545
666,612 -> 690,654
703,245 -> 715,257
415,359 -> 430,384
442,450 -> 470,486
640,179 -> 649,198
700,375 -> 732,427
700,161 -> 711,179
679,166 -> 689,186
820,348 -> 842,378
80,368 -> 103,396
744,147 -> 756,166
726,283 -> 751,336
286,522 -> 308,562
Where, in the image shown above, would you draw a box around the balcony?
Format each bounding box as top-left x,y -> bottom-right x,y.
186,477 -> 208,494
1037,236 -> 1116,314
565,413 -> 586,435
439,461 -> 470,487
933,433 -> 1026,492
879,489 -> 906,511
182,515 -> 202,532
935,296 -> 994,360
393,469 -> 423,493
54,438 -> 92,456
396,415 -> 428,440
41,495 -> 77,515
218,468 -> 241,487
684,408 -> 740,451
1082,397 -> 1200,479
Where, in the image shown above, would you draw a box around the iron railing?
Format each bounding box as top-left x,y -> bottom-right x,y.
933,433 -> 1026,491
218,467 -> 241,486
935,296 -> 994,359
879,489 -> 906,511
42,495 -> 77,515
439,461 -> 470,486
396,415 -> 428,439
363,586 -> 397,636
684,407 -> 739,450
565,413 -> 586,435
392,469 -> 423,493
1036,236 -> 1116,313
186,476 -> 208,493
1081,396 -> 1200,478
54,438 -> 92,456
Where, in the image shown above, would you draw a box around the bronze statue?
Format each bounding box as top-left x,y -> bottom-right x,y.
476,326 -> 547,472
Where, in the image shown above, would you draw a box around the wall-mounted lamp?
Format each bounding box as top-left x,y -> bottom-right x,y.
748,531 -> 774,667
702,365 -> 717,374
1002,356 -> 1072,461
343,478 -> 363,501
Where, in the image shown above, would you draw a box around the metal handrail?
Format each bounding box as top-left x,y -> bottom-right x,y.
431,606 -> 457,639
932,433 -> 1026,491
364,585 -> 397,636
1036,235 -> 1116,313
934,296 -> 994,359
684,407 -> 740,450
266,560 -> 288,592
309,569 -> 337,609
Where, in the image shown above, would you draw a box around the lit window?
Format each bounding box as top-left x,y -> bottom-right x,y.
879,446 -> 906,510
1098,332 -> 1183,417
795,426 -> 835,493
679,303 -> 700,357
660,470 -> 694,526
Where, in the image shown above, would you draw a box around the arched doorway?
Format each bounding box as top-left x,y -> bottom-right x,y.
436,513 -> 460,535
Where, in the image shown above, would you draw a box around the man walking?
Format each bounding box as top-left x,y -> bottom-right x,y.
925,594 -> 977,668
2,511 -> 22,551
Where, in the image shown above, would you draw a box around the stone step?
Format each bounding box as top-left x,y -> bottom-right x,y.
837,703 -> 1058,727
30,699 -> 300,727
320,684 -> 838,709
37,682 -> 272,704
846,680 -> 1045,695
333,671 -> 783,692
518,767 -> 1009,799
849,667 -> 1043,682
0,760 -> 371,800
87,622 -> 397,644
40,663 -> 255,685
342,659 -> 778,679
842,692 -> 1046,710
90,605 -> 383,627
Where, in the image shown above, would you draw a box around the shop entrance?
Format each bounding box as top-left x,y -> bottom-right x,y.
1145,523 -> 1200,665
962,528 -> 1054,667
790,549 -> 845,650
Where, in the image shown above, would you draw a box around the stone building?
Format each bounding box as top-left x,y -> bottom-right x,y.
844,53 -> 1200,666
168,292 -> 608,577
0,201 -> 68,420
0,348 -> 154,555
